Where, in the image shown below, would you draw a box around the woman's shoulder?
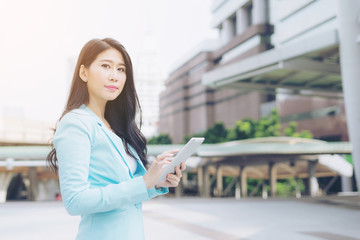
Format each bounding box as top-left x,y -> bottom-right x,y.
53,105 -> 98,145
57,105 -> 94,131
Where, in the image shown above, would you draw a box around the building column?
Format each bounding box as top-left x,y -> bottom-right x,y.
37,180 -> 49,201
308,161 -> 320,197
175,180 -> 183,198
197,167 -> 203,196
269,162 -> 277,197
252,0 -> 269,25
182,171 -> 188,186
336,0 -> 360,190
204,166 -> 211,197
175,171 -> 188,197
37,178 -> 60,201
28,167 -> 38,201
236,7 -> 249,35
235,167 -> 241,200
341,176 -> 353,192
175,170 -> 188,198
221,18 -> 235,45
0,172 -> 14,203
216,166 -> 223,197
241,167 -> 247,198
198,166 -> 210,197
295,177 -> 302,199
262,180 -> 268,199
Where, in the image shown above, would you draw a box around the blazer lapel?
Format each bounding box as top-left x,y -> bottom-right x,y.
81,104 -> 134,178
128,145 -> 147,176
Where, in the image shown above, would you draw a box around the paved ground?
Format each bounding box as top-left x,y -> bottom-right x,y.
0,196 -> 359,240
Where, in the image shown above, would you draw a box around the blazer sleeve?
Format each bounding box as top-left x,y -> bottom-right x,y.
147,187 -> 168,199
129,145 -> 170,199
53,113 -> 156,216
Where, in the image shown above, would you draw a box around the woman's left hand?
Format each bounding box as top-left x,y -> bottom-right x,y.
156,162 -> 186,188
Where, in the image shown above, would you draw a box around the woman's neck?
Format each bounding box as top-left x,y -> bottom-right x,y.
86,100 -> 106,121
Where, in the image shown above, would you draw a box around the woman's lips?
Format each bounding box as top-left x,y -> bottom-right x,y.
105,85 -> 118,91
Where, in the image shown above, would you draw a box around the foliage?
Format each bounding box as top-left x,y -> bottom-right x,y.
284,121 -> 313,139
246,178 -> 305,197
345,154 -> 353,164
147,134 -> 172,145
203,122 -> 228,143
184,108 -> 313,143
254,109 -> 282,138
184,132 -> 205,144
184,122 -> 228,144
152,108 -> 316,198
247,178 -> 263,196
276,178 -> 305,197
284,121 -> 297,136
227,118 -> 257,140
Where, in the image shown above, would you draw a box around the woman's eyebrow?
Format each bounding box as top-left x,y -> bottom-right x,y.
99,59 -> 125,66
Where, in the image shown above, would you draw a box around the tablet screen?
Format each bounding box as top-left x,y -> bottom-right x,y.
157,137 -> 205,183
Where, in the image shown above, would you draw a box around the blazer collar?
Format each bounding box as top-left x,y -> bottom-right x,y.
80,104 -> 137,178
80,104 -> 105,126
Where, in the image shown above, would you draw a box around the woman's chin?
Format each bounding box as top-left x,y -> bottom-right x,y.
105,94 -> 121,101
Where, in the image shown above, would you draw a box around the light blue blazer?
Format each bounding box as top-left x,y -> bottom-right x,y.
53,104 -> 168,240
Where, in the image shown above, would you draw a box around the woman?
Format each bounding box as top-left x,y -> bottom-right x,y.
46,38 -> 185,240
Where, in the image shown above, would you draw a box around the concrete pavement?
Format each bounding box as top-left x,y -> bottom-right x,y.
0,197 -> 359,240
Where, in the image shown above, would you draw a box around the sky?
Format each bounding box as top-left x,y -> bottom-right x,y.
0,0 -> 218,124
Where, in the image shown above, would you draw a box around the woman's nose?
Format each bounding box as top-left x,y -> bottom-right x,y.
109,68 -> 118,82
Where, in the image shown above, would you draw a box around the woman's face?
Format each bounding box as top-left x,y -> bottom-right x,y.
81,48 -> 126,105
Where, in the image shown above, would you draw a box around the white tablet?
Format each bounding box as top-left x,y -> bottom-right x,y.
157,137 -> 205,183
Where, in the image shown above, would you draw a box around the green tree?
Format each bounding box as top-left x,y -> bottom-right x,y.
255,109 -> 282,138
284,121 -> 297,136
184,122 -> 228,144
345,154 -> 353,164
276,178 -> 305,197
227,118 -> 257,140
227,109 -> 282,140
147,134 -> 172,145
204,122 -> 228,143
185,108 -> 313,144
284,121 -> 313,139
184,132 -> 205,143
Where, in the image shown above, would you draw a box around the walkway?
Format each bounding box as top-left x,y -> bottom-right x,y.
0,197 -> 359,240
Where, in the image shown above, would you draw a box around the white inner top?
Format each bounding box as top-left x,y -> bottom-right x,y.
126,153 -> 138,174
108,129 -> 138,175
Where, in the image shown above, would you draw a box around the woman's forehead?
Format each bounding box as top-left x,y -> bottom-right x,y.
95,48 -> 125,65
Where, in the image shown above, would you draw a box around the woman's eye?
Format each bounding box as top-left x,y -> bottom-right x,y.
101,64 -> 110,68
118,67 -> 125,72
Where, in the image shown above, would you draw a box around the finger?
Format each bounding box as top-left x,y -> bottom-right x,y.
157,152 -> 175,161
155,154 -> 165,161
168,180 -> 178,187
166,175 -> 180,186
159,161 -> 171,167
161,149 -> 178,157
158,158 -> 172,166
167,173 -> 180,182
163,157 -> 173,163
175,166 -> 182,177
153,159 -> 168,167
168,149 -> 179,154
156,156 -> 173,163
180,162 -> 186,171
160,149 -> 179,159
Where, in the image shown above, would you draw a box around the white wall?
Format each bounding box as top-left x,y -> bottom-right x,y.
270,0 -> 337,46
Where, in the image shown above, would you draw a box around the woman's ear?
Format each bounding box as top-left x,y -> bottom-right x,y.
79,65 -> 88,82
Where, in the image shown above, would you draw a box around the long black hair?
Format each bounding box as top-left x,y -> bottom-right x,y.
46,38 -> 147,173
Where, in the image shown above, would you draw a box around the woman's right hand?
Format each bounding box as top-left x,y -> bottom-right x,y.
143,149 -> 179,189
